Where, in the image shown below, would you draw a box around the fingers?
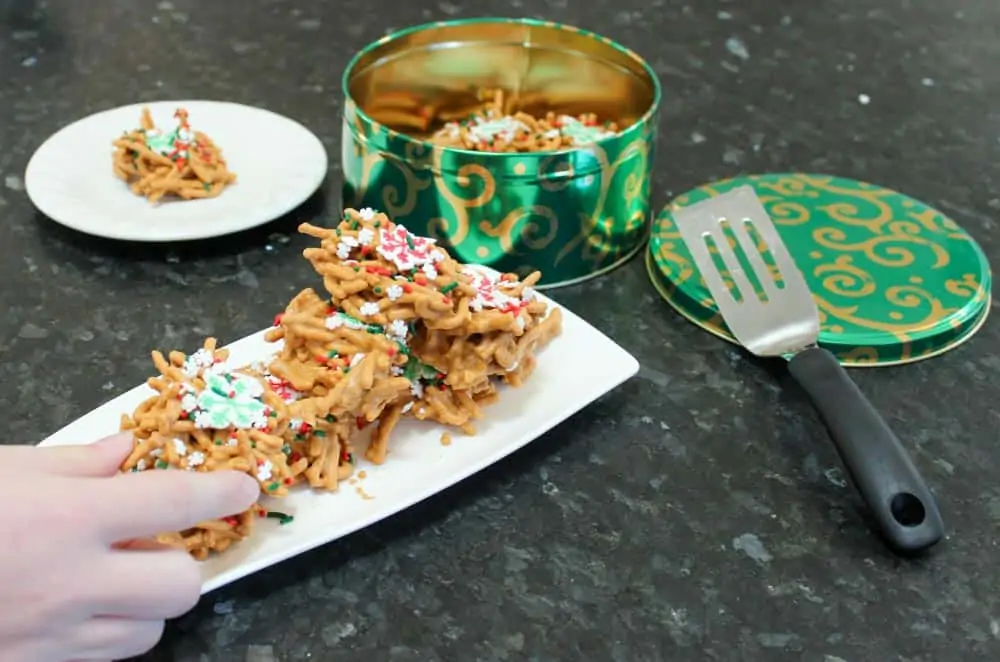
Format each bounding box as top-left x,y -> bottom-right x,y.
92,469 -> 259,543
92,548 -> 202,619
70,616 -> 165,661
12,432 -> 135,477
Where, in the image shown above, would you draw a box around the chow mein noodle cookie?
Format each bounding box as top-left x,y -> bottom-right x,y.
118,339 -> 299,560
299,208 -> 562,388
117,208 -> 561,559
428,87 -> 618,152
111,107 -> 236,204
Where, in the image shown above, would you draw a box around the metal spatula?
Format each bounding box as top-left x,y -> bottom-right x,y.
672,185 -> 944,554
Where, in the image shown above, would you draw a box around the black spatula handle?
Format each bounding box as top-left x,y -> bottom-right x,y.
787,346 -> 944,554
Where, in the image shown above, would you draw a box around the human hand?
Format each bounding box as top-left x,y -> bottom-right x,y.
0,432 -> 258,662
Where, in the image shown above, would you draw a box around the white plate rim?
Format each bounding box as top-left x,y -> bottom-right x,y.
24,99 -> 329,243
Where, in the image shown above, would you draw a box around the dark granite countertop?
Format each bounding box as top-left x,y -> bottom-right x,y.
2,1 -> 999,660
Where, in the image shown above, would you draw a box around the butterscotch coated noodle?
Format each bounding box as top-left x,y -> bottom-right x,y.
111,107 -> 236,204
427,87 -> 619,152
118,207 -> 561,559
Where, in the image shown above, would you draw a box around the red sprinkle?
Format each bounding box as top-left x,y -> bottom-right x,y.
223,516 -> 239,527
289,451 -> 303,464
356,416 -> 368,430
273,313 -> 284,327
284,477 -> 294,485
402,284 -> 413,293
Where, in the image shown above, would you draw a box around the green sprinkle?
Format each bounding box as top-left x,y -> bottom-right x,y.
270,410 -> 278,417
350,220 -> 359,230
336,228 -> 342,236
155,459 -> 169,470
347,453 -> 355,465
267,482 -> 280,492
203,182 -> 211,192
314,430 -> 327,438
405,234 -> 415,249
373,220 -> 381,228
266,511 -> 294,526
214,439 -> 223,445
440,281 -> 459,294
325,414 -> 338,423
327,350 -> 338,358
251,442 -> 257,449
343,367 -> 351,374
374,286 -> 382,295
281,444 -> 291,455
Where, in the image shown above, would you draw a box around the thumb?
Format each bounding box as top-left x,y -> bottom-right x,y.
21,432 -> 136,477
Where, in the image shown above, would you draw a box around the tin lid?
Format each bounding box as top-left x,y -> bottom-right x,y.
647,173 -> 992,366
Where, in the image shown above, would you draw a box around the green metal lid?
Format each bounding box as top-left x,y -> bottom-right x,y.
647,173 -> 992,366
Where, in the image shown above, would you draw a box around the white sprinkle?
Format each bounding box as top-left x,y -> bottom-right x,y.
135,459 -> 148,471
181,392 -> 198,412
357,227 -> 375,245
193,410 -> 214,429
172,438 -> 187,456
336,236 -> 359,260
411,381 -> 425,399
391,365 -> 405,376
402,402 -> 414,413
325,314 -> 345,330
921,77 -> 935,87
256,460 -> 274,482
521,287 -> 536,302
183,348 -> 215,377
386,284 -> 404,301
516,316 -> 527,331
226,436 -> 237,447
858,93 -> 871,105
350,353 -> 366,368
358,207 -> 376,220
150,448 -> 164,458
187,451 -> 205,469
387,319 -> 408,340
4,174 -> 24,191
422,262 -> 438,280
359,301 -> 380,317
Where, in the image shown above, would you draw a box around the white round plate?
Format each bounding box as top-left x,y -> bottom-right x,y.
24,100 -> 328,242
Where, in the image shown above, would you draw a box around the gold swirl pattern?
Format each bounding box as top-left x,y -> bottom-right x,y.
477,206 -> 560,254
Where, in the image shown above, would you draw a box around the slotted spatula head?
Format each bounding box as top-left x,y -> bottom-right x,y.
671,185 -> 820,357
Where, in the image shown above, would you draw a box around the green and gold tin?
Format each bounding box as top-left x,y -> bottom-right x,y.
341,18 -> 661,288
647,173 -> 992,366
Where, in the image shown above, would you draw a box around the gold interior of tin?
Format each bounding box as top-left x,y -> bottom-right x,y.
346,21 -> 658,139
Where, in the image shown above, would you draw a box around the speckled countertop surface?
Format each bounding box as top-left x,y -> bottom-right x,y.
2,1 -> 1000,660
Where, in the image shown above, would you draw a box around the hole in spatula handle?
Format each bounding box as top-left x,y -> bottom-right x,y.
890,492 -> 926,528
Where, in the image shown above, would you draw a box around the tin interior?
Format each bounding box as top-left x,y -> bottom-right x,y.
345,20 -> 658,140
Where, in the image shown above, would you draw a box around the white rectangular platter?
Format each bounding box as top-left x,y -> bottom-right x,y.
38,295 -> 638,594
